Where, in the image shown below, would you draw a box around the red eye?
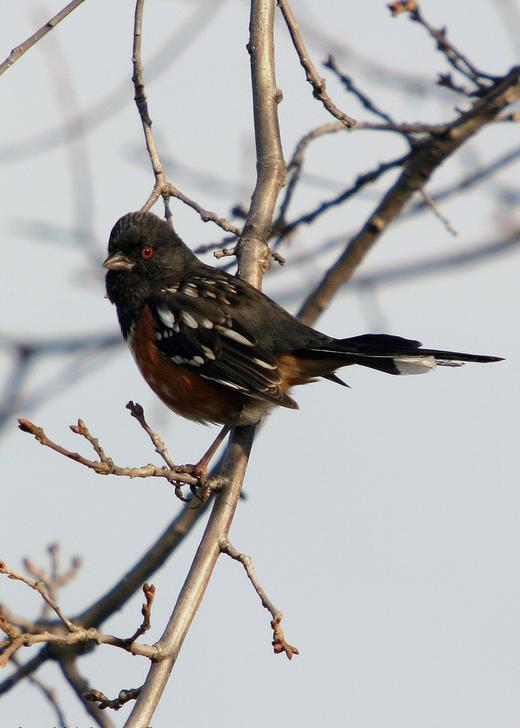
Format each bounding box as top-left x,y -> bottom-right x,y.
141,245 -> 154,260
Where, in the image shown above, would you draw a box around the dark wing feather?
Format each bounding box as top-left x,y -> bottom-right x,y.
149,282 -> 296,407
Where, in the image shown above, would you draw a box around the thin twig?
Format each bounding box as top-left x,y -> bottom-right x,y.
12,655 -> 68,728
0,561 -> 158,667
163,183 -> 242,236
324,55 -> 395,124
18,417 -> 199,488
131,0 -> 167,208
59,660 -> 115,728
0,0 -> 86,77
388,1 -> 497,85
220,540 -> 298,659
121,583 -> 156,646
419,189 -> 458,236
85,687 -> 142,712
278,0 -> 356,128
131,1 -> 242,238
297,65 -> 520,325
0,562 -> 78,633
277,153 -> 409,245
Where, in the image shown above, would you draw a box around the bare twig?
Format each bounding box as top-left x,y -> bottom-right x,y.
0,0 -> 86,77
126,401 -> 174,468
163,184 -> 242,236
278,0 -> 356,128
0,3 -> 224,165
0,651 -> 49,697
0,561 -> 158,667
12,655 -> 68,728
0,561 -> 78,634
85,687 -> 142,712
298,65 -> 520,325
324,55 -> 395,124
23,543 -> 81,620
220,540 -> 298,659
122,583 -> 156,645
131,0 -> 172,220
18,417 -> 199,489
419,189 -> 458,236
59,659 -> 114,728
278,153 -> 409,245
388,1 -> 497,85
131,0 -> 241,238
0,561 -> 156,667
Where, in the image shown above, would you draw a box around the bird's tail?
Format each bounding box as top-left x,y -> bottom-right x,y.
302,334 -> 503,376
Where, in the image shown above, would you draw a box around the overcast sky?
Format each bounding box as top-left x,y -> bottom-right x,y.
1,1 -> 519,726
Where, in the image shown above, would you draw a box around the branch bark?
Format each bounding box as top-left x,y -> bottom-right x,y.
124,2 -> 287,725
0,0 -> 86,77
298,65 -> 520,325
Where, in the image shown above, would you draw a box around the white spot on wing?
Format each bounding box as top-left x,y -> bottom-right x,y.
201,345 -> 216,360
181,311 -> 198,328
200,374 -> 245,391
201,318 -> 214,329
252,357 -> 277,369
215,325 -> 253,346
182,284 -> 198,298
157,305 -> 175,328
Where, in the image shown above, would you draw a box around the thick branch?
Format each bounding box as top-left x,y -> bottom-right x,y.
125,3 -> 286,725
238,0 -> 287,287
124,428 -> 254,727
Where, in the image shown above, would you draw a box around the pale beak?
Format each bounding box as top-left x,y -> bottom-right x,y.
103,252 -> 135,271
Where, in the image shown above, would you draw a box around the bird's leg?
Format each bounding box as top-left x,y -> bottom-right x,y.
175,424 -> 232,491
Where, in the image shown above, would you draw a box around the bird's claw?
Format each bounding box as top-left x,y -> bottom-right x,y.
173,463 -> 209,503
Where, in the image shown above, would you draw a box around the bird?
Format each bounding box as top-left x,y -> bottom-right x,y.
104,211 -> 502,481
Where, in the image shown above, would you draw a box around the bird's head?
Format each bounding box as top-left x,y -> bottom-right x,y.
104,211 -> 196,305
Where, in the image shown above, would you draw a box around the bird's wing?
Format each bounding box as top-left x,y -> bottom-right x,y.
149,278 -> 297,408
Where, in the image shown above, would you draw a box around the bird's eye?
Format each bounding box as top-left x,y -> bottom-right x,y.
141,245 -> 154,260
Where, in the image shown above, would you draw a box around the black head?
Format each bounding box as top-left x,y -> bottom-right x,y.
104,211 -> 197,307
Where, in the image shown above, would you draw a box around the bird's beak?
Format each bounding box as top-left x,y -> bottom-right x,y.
103,252 -> 135,271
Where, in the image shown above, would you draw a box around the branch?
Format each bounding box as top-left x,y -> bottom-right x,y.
0,562 -> 157,667
85,687 -> 141,712
278,153 -> 409,244
131,0 -> 239,236
18,416 -> 200,492
388,1 -> 497,85
278,0 -> 356,128
0,0 -> 86,77
59,659 -> 115,728
12,655 -> 68,728
220,540 -> 298,659
324,55 -> 395,124
124,2 -> 287,725
298,65 -> 520,325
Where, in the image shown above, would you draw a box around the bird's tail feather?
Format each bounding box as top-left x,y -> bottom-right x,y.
304,334 -> 503,376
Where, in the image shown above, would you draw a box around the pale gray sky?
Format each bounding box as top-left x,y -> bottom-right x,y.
1,1 -> 519,726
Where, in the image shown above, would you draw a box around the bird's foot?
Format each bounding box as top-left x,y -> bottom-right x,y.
173,463 -> 209,503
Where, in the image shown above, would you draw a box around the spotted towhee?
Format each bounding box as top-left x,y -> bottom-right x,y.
104,211 -> 502,477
